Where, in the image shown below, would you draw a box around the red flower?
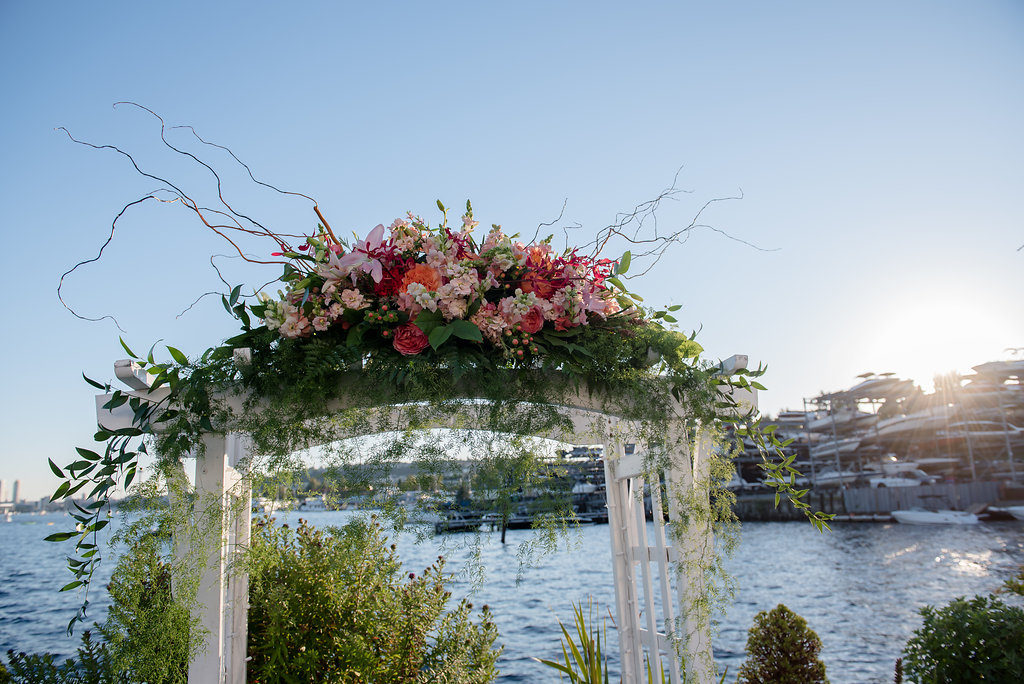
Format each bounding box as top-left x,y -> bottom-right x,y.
393,323 -> 430,356
519,307 -> 544,334
374,269 -> 402,296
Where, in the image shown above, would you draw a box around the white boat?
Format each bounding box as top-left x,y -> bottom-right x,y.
805,408 -> 877,432
892,508 -> 980,525
809,437 -> 861,459
875,409 -> 947,438
810,468 -> 860,488
1006,506 -> 1024,521
297,495 -> 327,512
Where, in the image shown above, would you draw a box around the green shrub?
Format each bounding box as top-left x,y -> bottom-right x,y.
1,630 -> 125,684
100,528 -> 194,684
737,603 -> 828,684
246,515 -> 501,683
902,594 -> 1024,683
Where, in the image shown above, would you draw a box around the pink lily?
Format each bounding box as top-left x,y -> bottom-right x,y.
335,224 -> 386,283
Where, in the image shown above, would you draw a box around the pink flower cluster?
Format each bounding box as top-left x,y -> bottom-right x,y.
260,207 -> 627,357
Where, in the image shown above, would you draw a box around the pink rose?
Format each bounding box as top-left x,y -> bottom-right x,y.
393,322 -> 430,356
519,307 -> 544,334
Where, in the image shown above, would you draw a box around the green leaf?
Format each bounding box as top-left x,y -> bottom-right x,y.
76,448 -> 101,462
428,325 -> 454,350
102,393 -> 128,410
50,481 -> 70,502
82,373 -> 107,391
167,346 -> 188,365
119,337 -> 137,359
617,251 -> 631,275
229,284 -> 242,307
48,458 -> 65,478
663,314 -> 677,323
436,199 -> 446,213
60,580 -> 84,592
45,531 -> 77,542
412,309 -> 444,335
346,323 -> 366,348
448,320 -> 483,343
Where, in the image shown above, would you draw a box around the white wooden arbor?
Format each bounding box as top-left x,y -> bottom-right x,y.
96,355 -> 754,684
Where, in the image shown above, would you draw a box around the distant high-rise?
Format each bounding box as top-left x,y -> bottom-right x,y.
0,479 -> 6,502
12,480 -> 20,504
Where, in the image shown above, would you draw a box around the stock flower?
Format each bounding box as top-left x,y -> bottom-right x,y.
392,322 -> 430,356
340,289 -> 370,311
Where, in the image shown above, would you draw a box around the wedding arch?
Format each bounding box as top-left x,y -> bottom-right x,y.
93,357 -> 754,684
49,112 -> 825,683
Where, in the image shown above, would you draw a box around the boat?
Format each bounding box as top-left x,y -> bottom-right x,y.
891,508 -> 980,525
1006,506 -> 1024,521
297,495 -> 327,512
809,437 -> 861,459
434,511 -> 484,534
810,468 -> 860,488
805,408 -> 877,432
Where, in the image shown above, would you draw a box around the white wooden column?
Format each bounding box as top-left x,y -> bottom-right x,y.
665,426 -> 714,684
192,432 -> 229,684
225,433 -> 252,684
189,431 -> 251,684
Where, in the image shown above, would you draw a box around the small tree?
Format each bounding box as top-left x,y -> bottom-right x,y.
737,603 -> 828,684
902,594 -> 1024,683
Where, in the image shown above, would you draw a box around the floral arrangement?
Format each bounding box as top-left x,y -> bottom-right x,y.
253,201 -> 638,363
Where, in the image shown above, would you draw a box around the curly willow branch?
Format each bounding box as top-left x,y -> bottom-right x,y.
57,105 -> 344,328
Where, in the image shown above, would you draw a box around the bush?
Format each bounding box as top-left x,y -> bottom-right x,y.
100,532 -> 194,684
246,516 -> 501,683
1,629 -> 125,684
902,594 -> 1024,683
737,603 -> 828,684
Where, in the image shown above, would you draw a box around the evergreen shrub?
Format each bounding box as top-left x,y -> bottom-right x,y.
737,603 -> 828,684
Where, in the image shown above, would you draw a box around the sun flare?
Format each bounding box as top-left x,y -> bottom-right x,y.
863,288 -> 1019,392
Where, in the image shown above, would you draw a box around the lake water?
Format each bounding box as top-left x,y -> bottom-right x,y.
2,512 -> 1022,683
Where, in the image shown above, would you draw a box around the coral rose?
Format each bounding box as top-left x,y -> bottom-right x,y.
392,322 -> 430,356
400,263 -> 442,294
519,306 -> 544,334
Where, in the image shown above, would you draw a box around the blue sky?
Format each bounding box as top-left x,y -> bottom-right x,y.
1,1 -> 1022,500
